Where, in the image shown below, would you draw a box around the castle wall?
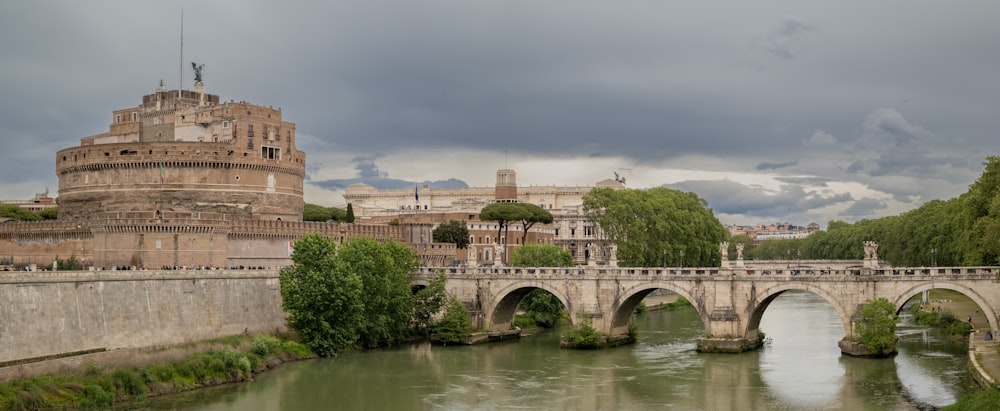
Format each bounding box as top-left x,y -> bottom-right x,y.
0,270 -> 285,364
0,222 -> 93,267
56,141 -> 305,222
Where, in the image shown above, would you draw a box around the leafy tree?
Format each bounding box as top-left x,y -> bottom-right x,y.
583,187 -> 727,267
303,203 -> 333,221
412,271 -> 449,336
345,203 -> 355,223
855,298 -> 898,356
303,204 -> 347,222
279,233 -> 364,356
337,238 -> 418,348
480,202 -> 530,249
518,289 -> 564,328
515,203 -> 553,245
433,220 -> 470,249
38,207 -> 57,220
509,244 -> 572,267
0,205 -> 41,221
279,234 -> 419,355
433,297 -> 472,344
562,312 -> 604,349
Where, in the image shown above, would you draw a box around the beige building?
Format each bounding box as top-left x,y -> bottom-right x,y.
1,80 -> 427,270
344,169 -> 625,265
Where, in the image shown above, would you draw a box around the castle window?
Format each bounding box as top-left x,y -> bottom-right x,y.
261,146 -> 280,160
235,175 -> 241,181
223,121 -> 229,128
115,114 -> 121,124
132,112 -> 137,122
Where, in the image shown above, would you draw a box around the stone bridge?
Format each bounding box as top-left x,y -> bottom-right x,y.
412,261 -> 1000,352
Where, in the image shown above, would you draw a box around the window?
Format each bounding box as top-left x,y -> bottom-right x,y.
261,146 -> 281,160
132,112 -> 137,122
223,121 -> 229,128
247,124 -> 254,137
115,114 -> 121,124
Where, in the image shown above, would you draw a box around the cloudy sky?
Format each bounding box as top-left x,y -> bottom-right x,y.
2,1 -> 998,227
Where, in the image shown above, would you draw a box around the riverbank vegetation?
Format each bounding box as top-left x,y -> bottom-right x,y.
910,305 -> 974,336
724,156 -> 1000,266
843,298 -> 898,357
0,335 -> 312,411
510,244 -> 571,329
279,234 -> 458,356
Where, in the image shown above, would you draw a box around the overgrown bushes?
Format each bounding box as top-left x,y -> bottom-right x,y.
0,335 -> 312,411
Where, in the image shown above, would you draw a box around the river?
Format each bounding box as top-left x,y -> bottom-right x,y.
142,290 -> 974,410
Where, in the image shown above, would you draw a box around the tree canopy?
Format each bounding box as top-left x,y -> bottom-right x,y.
855,297 -> 898,356
0,205 -> 42,221
479,202 -> 527,247
302,203 -> 348,222
509,244 -> 573,267
433,220 -> 470,249
515,203 -> 553,245
279,234 -> 420,355
583,187 -> 727,267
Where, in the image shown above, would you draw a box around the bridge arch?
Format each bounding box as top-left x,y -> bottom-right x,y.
609,282 -> 705,337
748,284 -> 855,340
485,281 -> 573,331
889,282 -> 999,334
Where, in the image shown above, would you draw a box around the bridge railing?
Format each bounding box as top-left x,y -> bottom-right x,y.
413,265 -> 999,281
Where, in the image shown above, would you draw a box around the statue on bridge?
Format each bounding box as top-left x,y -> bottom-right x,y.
720,242 -> 730,260
736,243 -> 744,260
863,241 -> 880,269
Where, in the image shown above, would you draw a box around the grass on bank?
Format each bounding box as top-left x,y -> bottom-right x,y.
0,335 -> 313,411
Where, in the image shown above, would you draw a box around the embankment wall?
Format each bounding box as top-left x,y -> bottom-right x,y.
0,270 -> 285,364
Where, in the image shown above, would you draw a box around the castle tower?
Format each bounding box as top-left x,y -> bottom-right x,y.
494,169 -> 517,202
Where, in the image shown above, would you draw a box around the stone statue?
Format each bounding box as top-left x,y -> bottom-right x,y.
736,243 -> 744,260
467,246 -> 477,263
493,243 -> 503,260
609,243 -> 618,260
720,242 -> 729,260
864,241 -> 879,260
191,62 -> 205,84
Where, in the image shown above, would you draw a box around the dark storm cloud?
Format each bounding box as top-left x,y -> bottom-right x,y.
1,1 -> 999,225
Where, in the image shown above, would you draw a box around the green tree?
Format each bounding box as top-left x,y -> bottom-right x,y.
509,244 -> 572,267
583,187 -> 727,267
0,205 -> 41,221
480,202 -> 530,249
303,203 -> 333,221
515,203 -> 553,245
38,207 -> 58,220
433,220 -> 470,249
337,238 -> 418,348
279,233 -> 364,356
433,297 -> 472,344
412,271 -> 449,336
345,203 -> 356,223
855,297 -> 898,356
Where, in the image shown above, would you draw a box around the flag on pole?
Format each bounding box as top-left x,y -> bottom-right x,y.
159,161 -> 165,188
414,184 -> 419,202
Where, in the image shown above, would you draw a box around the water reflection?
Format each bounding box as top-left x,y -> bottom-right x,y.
143,291 -> 973,411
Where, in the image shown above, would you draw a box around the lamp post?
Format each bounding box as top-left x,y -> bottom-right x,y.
786,250 -> 790,269
931,248 -> 937,267
662,250 -> 666,268
796,249 -> 801,269
679,249 -> 684,269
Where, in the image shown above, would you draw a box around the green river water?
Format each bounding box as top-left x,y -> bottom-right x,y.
142,291 -> 974,410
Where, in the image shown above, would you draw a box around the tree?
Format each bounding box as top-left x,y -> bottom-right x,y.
279,233 -> 364,356
433,220 -> 470,249
303,203 -> 333,222
412,271 -> 449,336
855,297 -> 898,356
345,203 -> 355,223
516,203 -> 553,245
0,205 -> 41,221
480,202 -> 531,254
38,207 -> 58,220
433,297 -> 472,344
509,244 -> 572,267
337,238 -> 418,348
279,234 -> 419,355
583,187 -> 727,267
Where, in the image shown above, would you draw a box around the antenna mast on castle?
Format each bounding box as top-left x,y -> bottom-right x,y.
178,10 -> 184,93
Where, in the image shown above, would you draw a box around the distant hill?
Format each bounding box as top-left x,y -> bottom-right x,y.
310,177 -> 469,190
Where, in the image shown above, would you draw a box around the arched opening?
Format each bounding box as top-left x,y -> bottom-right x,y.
746,285 -> 853,342
893,284 -> 997,340
489,285 -> 569,332
609,285 -> 702,338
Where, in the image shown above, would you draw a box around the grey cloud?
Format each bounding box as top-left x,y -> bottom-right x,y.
351,156 -> 388,179
764,16 -> 813,59
756,161 -> 798,171
840,198 -> 888,219
666,180 -> 852,221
